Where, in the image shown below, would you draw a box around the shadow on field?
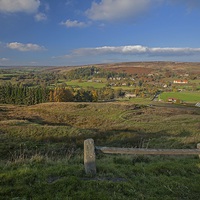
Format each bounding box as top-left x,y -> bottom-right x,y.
1,125 -> 195,161
64,127 -> 184,149
2,111 -> 196,160
23,116 -> 71,126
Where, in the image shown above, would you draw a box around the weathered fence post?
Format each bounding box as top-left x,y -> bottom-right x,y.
197,143 -> 200,159
84,139 -> 96,175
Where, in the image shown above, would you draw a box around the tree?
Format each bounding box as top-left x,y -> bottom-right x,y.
53,87 -> 74,102
114,89 -> 125,98
74,89 -> 94,102
91,90 -> 98,102
49,90 -> 54,102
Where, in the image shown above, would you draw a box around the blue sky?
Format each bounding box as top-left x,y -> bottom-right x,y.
0,0 -> 200,66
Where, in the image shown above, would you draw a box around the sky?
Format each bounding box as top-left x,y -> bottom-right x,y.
0,0 -> 200,66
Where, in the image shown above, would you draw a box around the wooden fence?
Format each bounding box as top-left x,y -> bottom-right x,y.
84,139 -> 200,175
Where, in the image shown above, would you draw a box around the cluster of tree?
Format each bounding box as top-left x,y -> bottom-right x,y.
0,69 -> 61,87
65,66 -> 128,80
50,86 -> 124,102
49,87 -> 74,102
65,66 -> 98,80
0,82 -> 49,105
0,83 -> 126,105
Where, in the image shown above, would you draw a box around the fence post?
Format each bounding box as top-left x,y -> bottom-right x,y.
84,139 -> 96,175
197,143 -> 200,159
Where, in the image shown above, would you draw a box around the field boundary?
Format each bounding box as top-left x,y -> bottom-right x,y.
84,139 -> 200,175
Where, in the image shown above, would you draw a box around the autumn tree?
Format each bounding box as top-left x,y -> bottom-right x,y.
53,87 -> 74,102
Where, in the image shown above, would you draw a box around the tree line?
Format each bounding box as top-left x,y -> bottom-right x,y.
0,82 -> 49,105
0,83 -> 125,105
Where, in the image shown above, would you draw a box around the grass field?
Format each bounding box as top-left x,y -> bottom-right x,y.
1,102 -> 200,199
65,80 -> 107,88
159,92 -> 200,103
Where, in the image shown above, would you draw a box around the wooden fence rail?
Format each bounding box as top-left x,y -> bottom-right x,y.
84,139 -> 200,175
95,146 -> 200,155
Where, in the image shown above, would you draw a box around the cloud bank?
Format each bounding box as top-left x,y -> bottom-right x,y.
0,0 -> 40,13
7,42 -> 46,52
66,45 -> 200,57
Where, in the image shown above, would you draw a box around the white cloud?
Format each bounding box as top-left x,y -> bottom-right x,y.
34,12 -> 47,21
7,42 -> 46,52
64,45 -> 200,57
86,0 -> 200,22
0,0 -> 40,13
60,19 -> 89,28
0,57 -> 9,61
149,47 -> 200,55
86,0 -> 155,21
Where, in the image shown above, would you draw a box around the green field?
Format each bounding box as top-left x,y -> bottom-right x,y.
159,92 -> 200,103
113,86 -> 135,91
1,102 -> 200,199
65,79 -> 107,88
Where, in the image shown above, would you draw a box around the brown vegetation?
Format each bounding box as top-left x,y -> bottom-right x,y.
38,61 -> 200,76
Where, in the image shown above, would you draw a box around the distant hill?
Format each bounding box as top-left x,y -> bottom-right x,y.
49,61 -> 200,75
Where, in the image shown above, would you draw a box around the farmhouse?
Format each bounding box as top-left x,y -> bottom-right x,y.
168,98 -> 183,104
125,93 -> 136,98
163,84 -> 168,88
173,80 -> 188,84
168,97 -> 177,103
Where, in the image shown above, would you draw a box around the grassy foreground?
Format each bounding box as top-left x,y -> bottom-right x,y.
0,102 -> 200,199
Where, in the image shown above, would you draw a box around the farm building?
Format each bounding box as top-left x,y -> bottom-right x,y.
173,80 -> 188,84
125,93 -> 137,98
168,98 -> 182,103
168,98 -> 177,103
